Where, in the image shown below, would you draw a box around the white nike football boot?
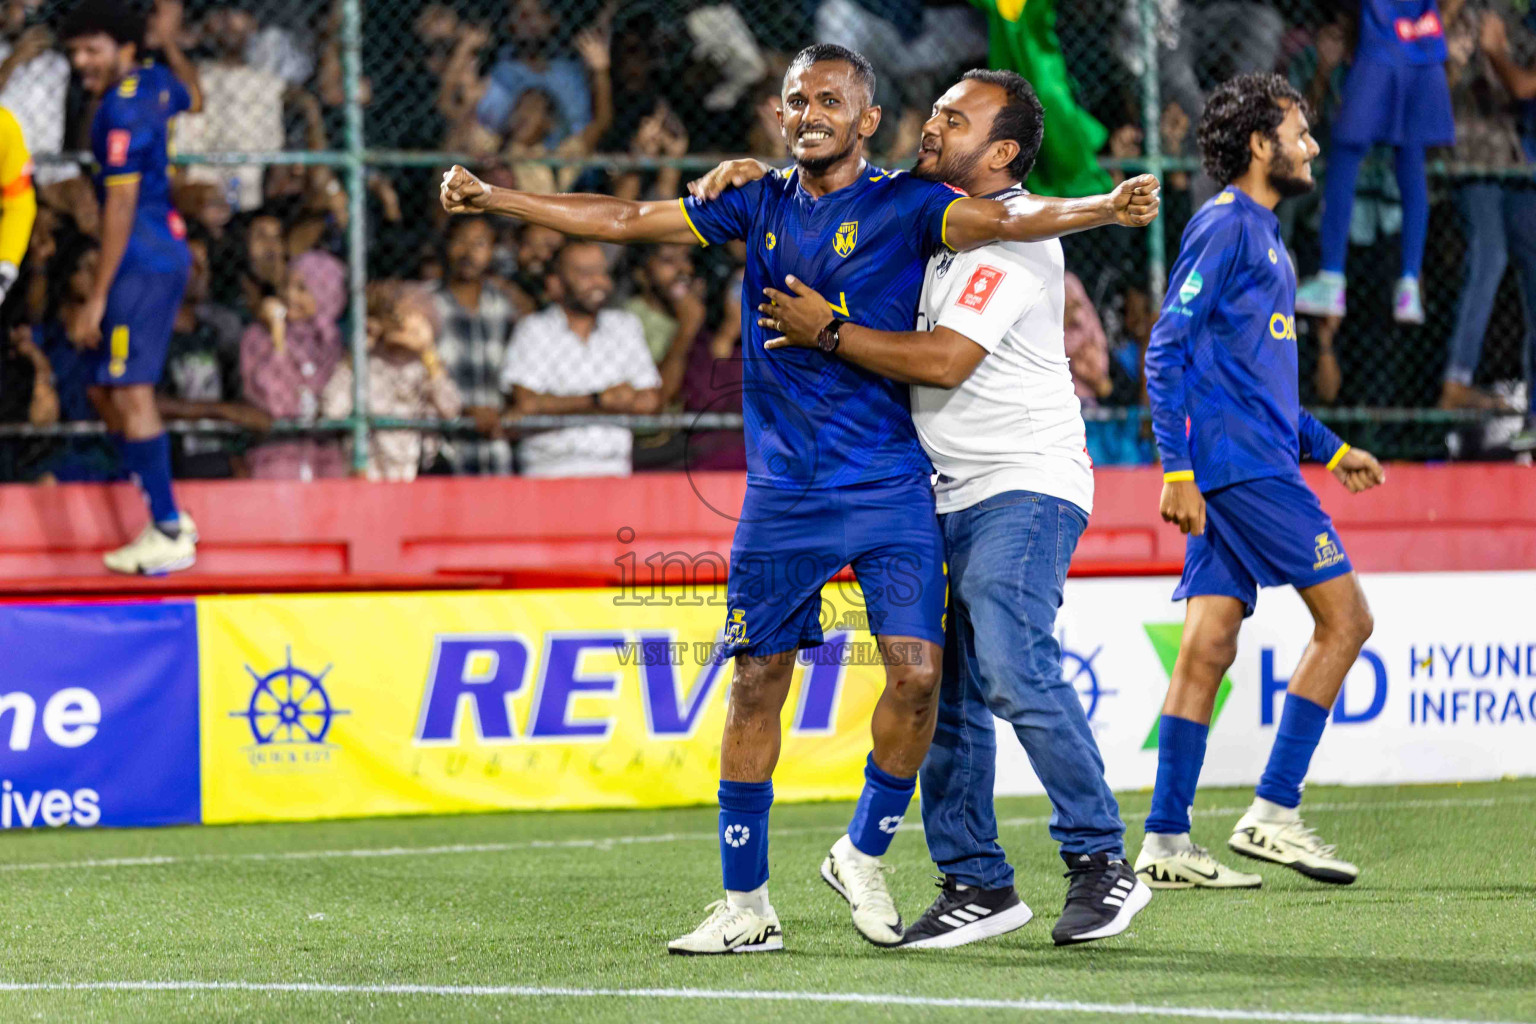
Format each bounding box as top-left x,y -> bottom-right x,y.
1135,832 -> 1263,889
103,518 -> 197,576
667,899 -> 783,955
1228,799 -> 1359,884
821,834 -> 903,946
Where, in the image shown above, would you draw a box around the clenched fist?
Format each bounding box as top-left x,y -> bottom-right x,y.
1111,173 -> 1161,228
441,164 -> 492,214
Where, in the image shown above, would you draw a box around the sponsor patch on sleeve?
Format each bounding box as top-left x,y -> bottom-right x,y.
955,264 -> 1005,313
106,129 -> 131,167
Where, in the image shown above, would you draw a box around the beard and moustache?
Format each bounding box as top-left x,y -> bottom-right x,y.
1267,147 -> 1314,198
796,124 -> 861,175
911,140 -> 987,189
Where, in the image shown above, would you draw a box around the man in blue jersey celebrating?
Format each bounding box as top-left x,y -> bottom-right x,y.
1139,74 -> 1385,892
63,0 -> 202,574
441,43 -> 1158,954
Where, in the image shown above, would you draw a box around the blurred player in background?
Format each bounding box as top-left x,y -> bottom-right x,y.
0,101 -> 33,312
442,43 -> 1158,954
1293,0 -> 1452,324
1140,74 -> 1386,891
0,98 -> 35,429
62,0 -> 201,574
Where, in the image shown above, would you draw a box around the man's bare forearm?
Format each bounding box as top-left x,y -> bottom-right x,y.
479,187 -> 696,244
946,193 -> 1116,250
836,324 -> 983,388
92,185 -> 137,303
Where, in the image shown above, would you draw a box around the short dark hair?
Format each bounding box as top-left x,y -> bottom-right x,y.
787,43 -> 876,105
60,0 -> 144,48
1196,73 -> 1307,186
960,68 -> 1045,183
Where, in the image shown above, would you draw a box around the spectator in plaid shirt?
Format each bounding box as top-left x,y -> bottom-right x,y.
430,217 -> 518,474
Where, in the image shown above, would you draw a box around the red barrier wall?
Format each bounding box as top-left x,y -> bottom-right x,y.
0,465 -> 1531,592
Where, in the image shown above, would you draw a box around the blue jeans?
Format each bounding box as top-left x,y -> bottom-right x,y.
919,490 -> 1125,891
1446,183 -> 1536,414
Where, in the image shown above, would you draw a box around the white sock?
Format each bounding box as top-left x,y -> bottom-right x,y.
1142,831 -> 1192,857
835,832 -> 879,866
726,884 -> 769,916
1250,795 -> 1300,823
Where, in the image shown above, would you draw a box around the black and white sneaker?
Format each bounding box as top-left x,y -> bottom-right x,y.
1051,852 -> 1152,946
898,876 -> 1033,950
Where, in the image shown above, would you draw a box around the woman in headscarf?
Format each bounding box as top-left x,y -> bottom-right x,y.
321,280 -> 462,481
240,249 -> 349,479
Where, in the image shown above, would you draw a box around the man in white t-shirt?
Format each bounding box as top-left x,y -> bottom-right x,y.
500,241 -> 661,476
724,70 -> 1152,949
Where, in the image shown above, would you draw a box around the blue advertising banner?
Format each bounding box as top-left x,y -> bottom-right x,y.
0,601 -> 200,828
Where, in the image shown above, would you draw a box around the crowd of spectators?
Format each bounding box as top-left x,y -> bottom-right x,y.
1,0 -> 1532,482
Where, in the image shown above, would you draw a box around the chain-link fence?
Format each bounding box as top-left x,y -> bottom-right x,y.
0,0 -> 1530,484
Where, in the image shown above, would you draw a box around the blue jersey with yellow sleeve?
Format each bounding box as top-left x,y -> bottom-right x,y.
91,63 -> 191,275
1145,186 -> 1346,492
681,166 -> 965,490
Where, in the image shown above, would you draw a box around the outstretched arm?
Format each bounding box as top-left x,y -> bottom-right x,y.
440,164 -> 699,245
942,174 -> 1161,249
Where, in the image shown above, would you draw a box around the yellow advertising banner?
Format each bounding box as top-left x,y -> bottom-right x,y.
197,589 -> 886,824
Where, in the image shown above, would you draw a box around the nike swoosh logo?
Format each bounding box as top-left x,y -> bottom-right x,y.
1182,866 -> 1219,880
722,929 -> 747,945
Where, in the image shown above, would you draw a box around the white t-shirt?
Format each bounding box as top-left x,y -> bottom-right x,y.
499,305 -> 662,478
910,186 -> 1094,515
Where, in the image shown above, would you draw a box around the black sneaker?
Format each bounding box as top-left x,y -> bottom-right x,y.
1051,852 -> 1152,946
897,876 -> 1033,950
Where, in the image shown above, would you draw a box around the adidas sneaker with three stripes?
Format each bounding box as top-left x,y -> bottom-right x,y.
898,877 -> 1034,950
1051,852 -> 1152,946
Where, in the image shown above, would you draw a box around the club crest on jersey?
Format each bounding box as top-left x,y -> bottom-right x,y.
765,231 -> 776,250
956,265 -> 1005,313
833,220 -> 858,257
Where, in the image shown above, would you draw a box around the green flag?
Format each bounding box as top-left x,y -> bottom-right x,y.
969,0 -> 1111,197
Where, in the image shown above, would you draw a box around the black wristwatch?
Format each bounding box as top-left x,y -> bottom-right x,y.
816,318 -> 845,353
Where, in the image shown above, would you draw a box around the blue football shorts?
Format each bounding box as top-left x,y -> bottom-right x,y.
1174,471 -> 1354,617
718,474 -> 947,659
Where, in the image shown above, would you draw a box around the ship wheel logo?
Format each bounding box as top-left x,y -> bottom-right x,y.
231,646 -> 349,746
1060,641 -> 1116,723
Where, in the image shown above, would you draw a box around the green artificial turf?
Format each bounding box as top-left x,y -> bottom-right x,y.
1,779 -> 1532,1023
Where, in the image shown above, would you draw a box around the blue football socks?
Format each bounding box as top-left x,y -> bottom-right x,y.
1145,714 -> 1209,835
846,754 -> 916,857
1256,693 -> 1330,809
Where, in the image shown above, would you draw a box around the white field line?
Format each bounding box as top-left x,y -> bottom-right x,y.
0,980 -> 1527,1024
0,794 -> 1523,875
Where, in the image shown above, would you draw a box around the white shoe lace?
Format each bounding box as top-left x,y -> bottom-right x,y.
1185,843 -> 1223,871
1276,820 -> 1337,857
844,857 -> 898,920
693,899 -> 748,939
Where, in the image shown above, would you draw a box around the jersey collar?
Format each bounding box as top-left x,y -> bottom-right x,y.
1222,185 -> 1279,227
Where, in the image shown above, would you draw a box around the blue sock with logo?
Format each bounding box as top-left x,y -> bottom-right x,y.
847,754 -> 917,857
1145,715 -> 1208,835
1255,693 -> 1330,809
718,779 -> 773,893
120,434 -> 180,534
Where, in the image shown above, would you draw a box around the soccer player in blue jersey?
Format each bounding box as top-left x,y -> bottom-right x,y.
441,43 -> 1158,954
63,0 -> 201,574
1139,74 -> 1386,891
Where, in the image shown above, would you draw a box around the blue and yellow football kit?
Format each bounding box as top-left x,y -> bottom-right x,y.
91,63 -> 192,386
1146,186 -> 1354,615
682,166 -> 964,655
